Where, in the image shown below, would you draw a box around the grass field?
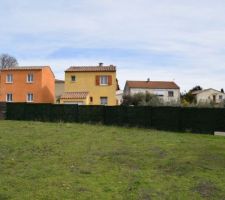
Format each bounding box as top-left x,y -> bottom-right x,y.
0,121 -> 225,200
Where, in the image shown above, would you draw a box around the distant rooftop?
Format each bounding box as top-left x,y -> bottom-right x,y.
65,64 -> 116,72
126,81 -> 180,89
0,66 -> 50,71
55,79 -> 65,83
192,88 -> 224,95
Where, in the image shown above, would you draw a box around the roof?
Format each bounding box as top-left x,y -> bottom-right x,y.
0,66 -> 55,78
0,66 -> 49,71
55,79 -> 65,83
61,92 -> 89,99
65,65 -> 116,72
192,88 -> 225,95
125,81 -> 180,89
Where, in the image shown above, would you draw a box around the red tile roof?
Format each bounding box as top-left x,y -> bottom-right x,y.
55,79 -> 65,83
65,65 -> 116,72
126,81 -> 180,89
0,66 -> 49,71
61,92 -> 89,99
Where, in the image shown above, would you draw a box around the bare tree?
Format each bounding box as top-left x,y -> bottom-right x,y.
0,54 -> 18,69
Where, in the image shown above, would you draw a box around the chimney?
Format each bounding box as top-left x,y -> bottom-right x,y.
147,78 -> 150,82
99,62 -> 103,67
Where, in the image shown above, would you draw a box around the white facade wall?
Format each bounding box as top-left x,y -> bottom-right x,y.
128,88 -> 180,103
196,89 -> 225,103
116,90 -> 123,105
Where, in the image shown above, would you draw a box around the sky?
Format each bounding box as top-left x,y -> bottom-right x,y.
1,0 -> 225,92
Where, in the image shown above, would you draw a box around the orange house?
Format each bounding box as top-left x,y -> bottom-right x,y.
0,66 -> 55,103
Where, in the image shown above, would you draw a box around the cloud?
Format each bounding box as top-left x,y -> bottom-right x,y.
1,0 -> 225,91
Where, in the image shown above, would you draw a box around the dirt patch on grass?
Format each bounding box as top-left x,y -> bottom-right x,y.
94,149 -> 140,170
149,146 -> 167,159
158,159 -> 194,176
0,193 -> 10,200
138,189 -> 152,200
194,181 -> 220,199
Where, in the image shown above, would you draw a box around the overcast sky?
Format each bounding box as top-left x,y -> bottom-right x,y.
1,0 -> 225,91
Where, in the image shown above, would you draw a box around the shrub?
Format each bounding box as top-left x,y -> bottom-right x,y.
122,92 -> 162,106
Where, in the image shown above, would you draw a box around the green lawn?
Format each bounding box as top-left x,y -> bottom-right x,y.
0,121 -> 225,200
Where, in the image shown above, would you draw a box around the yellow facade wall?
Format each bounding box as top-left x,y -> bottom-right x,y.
62,71 -> 117,105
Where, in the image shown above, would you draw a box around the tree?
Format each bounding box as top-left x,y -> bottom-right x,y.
0,54 -> 18,69
181,85 -> 203,105
189,85 -> 202,93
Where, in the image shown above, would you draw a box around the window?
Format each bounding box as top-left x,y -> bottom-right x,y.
27,93 -> 33,102
71,76 -> 76,82
100,76 -> 108,85
6,93 -> 13,102
219,95 -> 223,100
90,97 -> 93,103
27,73 -> 34,83
100,97 -> 108,105
154,90 -> 164,97
168,91 -> 174,97
6,74 -> 13,83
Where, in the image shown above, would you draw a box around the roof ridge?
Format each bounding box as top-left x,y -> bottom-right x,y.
65,65 -> 116,72
126,80 -> 180,89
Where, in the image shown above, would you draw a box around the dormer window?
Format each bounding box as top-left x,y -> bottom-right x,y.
27,73 -> 34,83
6,74 -> 13,83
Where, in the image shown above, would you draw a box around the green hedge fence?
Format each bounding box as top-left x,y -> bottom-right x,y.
6,103 -> 225,134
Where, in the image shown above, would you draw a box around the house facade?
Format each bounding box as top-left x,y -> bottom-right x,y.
0,66 -> 55,103
124,80 -> 180,102
116,90 -> 123,105
60,64 -> 117,105
192,88 -> 225,104
55,79 -> 65,103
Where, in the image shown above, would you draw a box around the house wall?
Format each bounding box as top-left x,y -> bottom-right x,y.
42,67 -> 55,103
196,89 -> 225,103
63,71 -> 117,105
55,81 -> 65,102
0,70 -> 43,103
129,88 -> 180,102
0,68 -> 55,103
116,90 -> 123,105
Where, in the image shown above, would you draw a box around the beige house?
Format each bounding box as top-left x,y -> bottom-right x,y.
192,88 -> 225,104
124,80 -> 180,103
116,90 -> 123,105
55,79 -> 65,103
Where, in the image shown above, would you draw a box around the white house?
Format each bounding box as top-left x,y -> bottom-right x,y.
116,90 -> 123,105
192,88 -> 225,104
124,80 -> 180,103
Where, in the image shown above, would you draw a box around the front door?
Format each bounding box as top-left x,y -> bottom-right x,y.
213,95 -> 216,103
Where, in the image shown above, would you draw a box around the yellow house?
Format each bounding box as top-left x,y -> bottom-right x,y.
60,64 -> 117,105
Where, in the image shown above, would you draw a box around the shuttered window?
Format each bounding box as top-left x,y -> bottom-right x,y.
96,75 -> 112,86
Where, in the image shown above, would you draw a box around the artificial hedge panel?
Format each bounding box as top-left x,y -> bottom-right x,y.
5,103 -> 225,134
78,106 -> 104,123
151,107 -> 180,131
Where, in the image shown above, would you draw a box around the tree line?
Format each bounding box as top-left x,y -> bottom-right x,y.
0,53 -> 18,69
